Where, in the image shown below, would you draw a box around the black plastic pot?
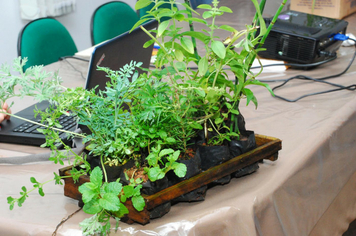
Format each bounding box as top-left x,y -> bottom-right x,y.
120,171 -> 171,219
85,151 -> 135,182
198,144 -> 232,185
229,130 -> 259,178
168,151 -> 207,203
196,130 -> 258,184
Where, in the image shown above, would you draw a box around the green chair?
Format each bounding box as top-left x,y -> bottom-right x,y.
90,1 -> 140,46
18,17 -> 78,72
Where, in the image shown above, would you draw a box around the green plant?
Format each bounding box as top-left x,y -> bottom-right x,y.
145,144 -> 187,181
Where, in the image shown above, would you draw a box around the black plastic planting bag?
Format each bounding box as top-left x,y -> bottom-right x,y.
168,152 -> 207,203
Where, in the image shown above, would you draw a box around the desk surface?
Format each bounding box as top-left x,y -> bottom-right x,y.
2,6 -> 356,236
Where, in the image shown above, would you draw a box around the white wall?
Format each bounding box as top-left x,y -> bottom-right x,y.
0,0 -> 136,65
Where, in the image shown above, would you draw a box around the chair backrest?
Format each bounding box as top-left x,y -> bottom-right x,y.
18,17 -> 78,72
91,1 -> 140,46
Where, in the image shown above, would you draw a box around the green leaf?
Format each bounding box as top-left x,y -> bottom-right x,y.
197,4 -> 212,9
157,20 -> 170,37
198,57 -> 208,76
158,130 -> 167,139
116,203 -> 129,217
99,193 -> 120,211
135,0 -> 152,10
202,11 -> 213,19
195,88 -> 205,97
30,177 -> 37,183
211,40 -> 226,59
159,148 -> 174,157
245,80 -> 274,96
243,88 -> 258,107
166,137 -> 176,143
90,167 -> 103,187
250,0 -> 267,35
166,150 -> 180,163
84,182 -> 98,191
219,6 -> 233,13
83,200 -> 102,214
38,188 -> 45,197
183,17 -> 207,25
123,185 -> 134,198
172,150 -> 180,162
175,62 -> 186,71
206,89 -> 221,104
189,122 -> 203,130
79,185 -> 97,203
179,97 -> 187,105
143,39 -> 155,48
174,49 -> 184,62
180,31 -> 208,42
231,109 -> 239,115
219,25 -> 236,33
132,195 -> 145,211
105,182 -> 122,196
130,19 -> 150,32
21,186 -> 27,192
120,195 -> 127,203
173,163 -> 187,178
133,185 -> 142,196
147,167 -> 165,181
215,117 -> 224,124
174,13 -> 185,21
181,2 -> 199,15
180,37 -> 194,54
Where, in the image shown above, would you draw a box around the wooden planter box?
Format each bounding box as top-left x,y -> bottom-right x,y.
59,134 -> 281,224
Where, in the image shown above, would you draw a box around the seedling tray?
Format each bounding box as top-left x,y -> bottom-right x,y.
59,134 -> 282,224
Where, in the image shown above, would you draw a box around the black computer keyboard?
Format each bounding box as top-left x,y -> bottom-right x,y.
13,114 -> 76,135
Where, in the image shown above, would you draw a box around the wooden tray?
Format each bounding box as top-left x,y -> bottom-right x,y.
59,134 -> 282,224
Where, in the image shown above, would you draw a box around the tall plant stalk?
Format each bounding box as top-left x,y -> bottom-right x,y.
232,0 -> 288,133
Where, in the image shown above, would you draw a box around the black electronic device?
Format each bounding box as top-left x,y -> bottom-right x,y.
258,10 -> 348,64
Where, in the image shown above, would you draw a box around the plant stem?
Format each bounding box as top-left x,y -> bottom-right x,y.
140,26 -> 167,55
184,0 -> 200,61
100,155 -> 108,183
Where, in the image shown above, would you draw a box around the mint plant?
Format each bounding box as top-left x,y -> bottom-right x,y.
145,145 -> 187,181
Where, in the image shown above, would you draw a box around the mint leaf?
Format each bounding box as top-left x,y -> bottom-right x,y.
90,167 -> 103,187
83,200 -> 102,214
132,195 -> 145,211
105,182 -> 122,196
173,162 -> 187,178
123,185 -> 134,198
99,193 -> 120,211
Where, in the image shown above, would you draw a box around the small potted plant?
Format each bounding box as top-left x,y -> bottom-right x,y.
1,0 -> 285,235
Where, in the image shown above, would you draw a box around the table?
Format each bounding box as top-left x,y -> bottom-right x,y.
2,8 -> 356,236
